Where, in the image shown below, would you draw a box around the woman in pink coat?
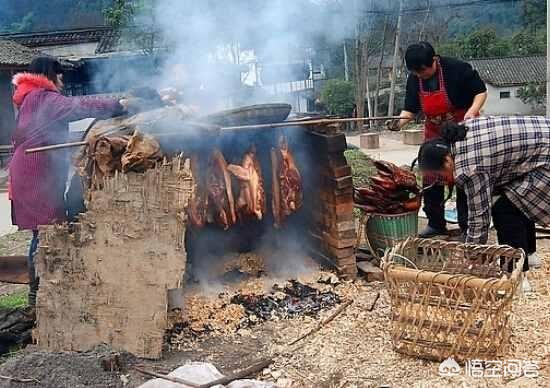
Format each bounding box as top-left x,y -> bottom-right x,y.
9,56 -> 127,305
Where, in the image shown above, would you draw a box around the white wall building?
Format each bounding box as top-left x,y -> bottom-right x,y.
469,56 -> 545,115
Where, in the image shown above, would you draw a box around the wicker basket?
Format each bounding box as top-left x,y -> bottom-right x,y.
364,211 -> 418,259
382,238 -> 524,362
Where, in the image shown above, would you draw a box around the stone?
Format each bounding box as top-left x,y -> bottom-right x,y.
360,133 -> 380,149
402,129 -> 424,145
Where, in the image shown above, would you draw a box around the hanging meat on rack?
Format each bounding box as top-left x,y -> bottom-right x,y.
205,149 -> 237,230
227,145 -> 266,221
271,135 -> 303,227
354,159 -> 420,214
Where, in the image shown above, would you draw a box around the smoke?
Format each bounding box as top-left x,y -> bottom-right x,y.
88,0 -> 366,112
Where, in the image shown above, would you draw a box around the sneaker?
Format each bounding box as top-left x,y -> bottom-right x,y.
418,225 -> 448,238
528,253 -> 541,269
521,277 -> 534,294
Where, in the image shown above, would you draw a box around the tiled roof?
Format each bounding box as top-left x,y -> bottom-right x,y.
469,56 -> 546,87
0,27 -> 113,48
0,39 -> 41,66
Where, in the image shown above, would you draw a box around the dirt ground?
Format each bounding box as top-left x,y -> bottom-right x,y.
0,230 -> 548,387
0,231 -> 29,297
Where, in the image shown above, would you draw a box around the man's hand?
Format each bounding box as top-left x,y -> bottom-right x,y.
463,108 -> 479,120
386,119 -> 400,131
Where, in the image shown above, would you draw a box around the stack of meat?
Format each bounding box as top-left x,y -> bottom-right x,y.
188,135 -> 303,230
354,160 -> 420,214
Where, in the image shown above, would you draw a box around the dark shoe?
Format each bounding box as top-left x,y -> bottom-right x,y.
419,225 -> 448,238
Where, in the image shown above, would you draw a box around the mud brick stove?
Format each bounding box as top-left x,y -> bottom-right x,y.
34,108 -> 357,358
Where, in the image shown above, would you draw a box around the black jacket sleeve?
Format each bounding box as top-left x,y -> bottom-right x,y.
404,75 -> 421,114
460,61 -> 487,97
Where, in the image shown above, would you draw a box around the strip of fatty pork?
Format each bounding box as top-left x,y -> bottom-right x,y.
206,149 -> 237,230
272,136 -> 303,227
271,148 -> 282,227
227,146 -> 266,221
188,154 -> 208,228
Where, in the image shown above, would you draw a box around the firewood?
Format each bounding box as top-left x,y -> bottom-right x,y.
287,299 -> 353,346
197,358 -> 273,388
133,366 -> 200,387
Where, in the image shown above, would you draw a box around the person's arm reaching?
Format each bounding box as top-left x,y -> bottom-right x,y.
387,75 -> 420,130
461,62 -> 487,120
464,92 -> 487,120
461,172 -> 492,244
46,92 -> 126,123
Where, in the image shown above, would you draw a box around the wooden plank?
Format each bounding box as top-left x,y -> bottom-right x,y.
0,256 -> 29,284
357,261 -> 384,281
323,176 -> 353,190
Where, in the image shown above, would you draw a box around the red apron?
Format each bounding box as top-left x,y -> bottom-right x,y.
419,60 -> 466,141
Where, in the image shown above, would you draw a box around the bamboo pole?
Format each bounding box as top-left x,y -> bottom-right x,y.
25,116 -> 403,154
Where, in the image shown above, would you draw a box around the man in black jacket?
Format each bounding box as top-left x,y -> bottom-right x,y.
395,42 -> 487,238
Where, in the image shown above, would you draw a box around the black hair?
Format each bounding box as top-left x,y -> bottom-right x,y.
417,121 -> 468,171
405,42 -> 436,72
28,56 -> 63,84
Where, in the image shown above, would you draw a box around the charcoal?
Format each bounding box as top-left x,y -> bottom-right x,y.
231,280 -> 341,325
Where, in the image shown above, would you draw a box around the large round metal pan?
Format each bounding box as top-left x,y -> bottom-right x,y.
201,103 -> 292,127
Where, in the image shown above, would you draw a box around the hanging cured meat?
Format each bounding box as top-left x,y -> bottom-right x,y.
227,145 -> 266,221
271,135 -> 303,227
205,149 -> 237,230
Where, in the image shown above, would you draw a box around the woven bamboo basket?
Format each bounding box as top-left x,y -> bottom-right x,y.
382,238 -> 524,362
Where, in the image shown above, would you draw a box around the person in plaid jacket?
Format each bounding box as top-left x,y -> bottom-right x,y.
417,116 -> 550,292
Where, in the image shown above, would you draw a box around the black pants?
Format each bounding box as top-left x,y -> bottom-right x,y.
27,230 -> 39,306
423,184 -> 468,233
491,195 -> 534,272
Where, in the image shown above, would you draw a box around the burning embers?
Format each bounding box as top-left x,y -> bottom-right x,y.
189,135 -> 303,230
165,277 -> 341,345
231,280 -> 340,320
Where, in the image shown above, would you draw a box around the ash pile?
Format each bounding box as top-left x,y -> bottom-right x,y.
166,272 -> 342,348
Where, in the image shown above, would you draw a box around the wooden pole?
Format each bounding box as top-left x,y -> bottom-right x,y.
133,366 -> 199,387
287,299 -> 353,346
25,141 -> 87,154
24,116 -> 403,154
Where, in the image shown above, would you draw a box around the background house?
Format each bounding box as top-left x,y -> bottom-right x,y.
0,40 -> 41,146
469,55 -> 546,115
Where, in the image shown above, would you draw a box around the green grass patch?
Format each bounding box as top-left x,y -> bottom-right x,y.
344,149 -> 375,187
0,291 -> 28,309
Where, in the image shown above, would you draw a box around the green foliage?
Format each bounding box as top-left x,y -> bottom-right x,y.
510,29 -> 546,55
517,82 -> 546,112
521,0 -> 546,32
104,0 -> 135,29
438,25 -> 546,59
0,291 -> 28,310
344,149 -> 375,188
320,79 -> 355,117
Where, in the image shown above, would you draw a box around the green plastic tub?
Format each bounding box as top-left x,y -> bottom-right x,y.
365,210 -> 419,258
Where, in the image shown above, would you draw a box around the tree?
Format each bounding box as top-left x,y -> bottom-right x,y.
104,0 -> 136,29
517,82 -> 546,114
320,79 -> 355,117
510,30 -> 546,55
387,0 -> 403,116
521,0 -> 546,32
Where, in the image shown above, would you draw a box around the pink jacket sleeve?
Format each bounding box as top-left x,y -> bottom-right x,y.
44,91 -> 125,123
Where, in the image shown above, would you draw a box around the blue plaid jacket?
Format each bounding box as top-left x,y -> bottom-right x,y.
454,116 -> 550,244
